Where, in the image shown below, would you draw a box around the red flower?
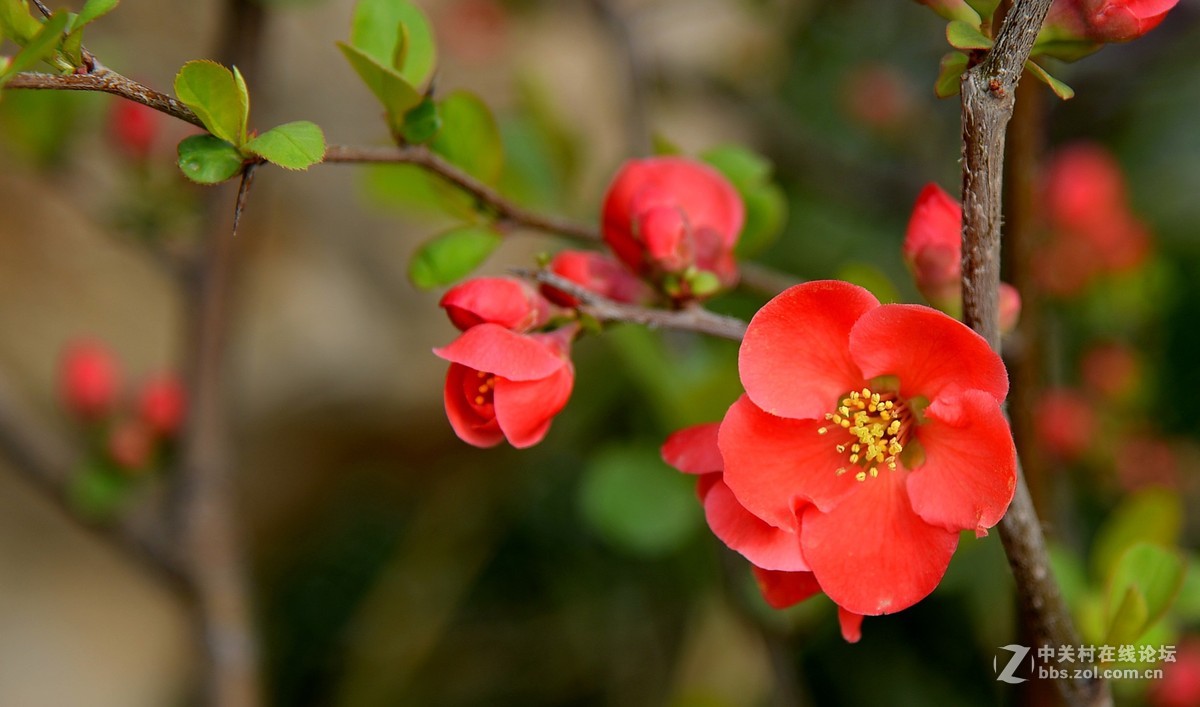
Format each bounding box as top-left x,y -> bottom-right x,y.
602,157 -> 744,299
109,100 -> 160,161
717,281 -> 1015,616
1082,341 -> 1140,403
107,418 -> 154,472
137,375 -> 187,437
60,339 -> 121,420
1033,388 -> 1096,462
434,324 -> 574,448
662,422 -> 864,642
440,277 -> 550,332
1044,0 -> 1178,45
541,250 -> 651,307
902,184 -> 1022,332
1150,638 -> 1200,707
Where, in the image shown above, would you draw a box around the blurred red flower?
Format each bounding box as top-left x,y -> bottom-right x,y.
541,250 -> 650,307
137,375 -> 187,437
1033,388 -> 1096,462
60,339 -> 121,420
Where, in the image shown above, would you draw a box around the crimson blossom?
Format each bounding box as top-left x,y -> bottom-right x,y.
710,281 -> 1016,616
602,156 -> 744,300
1044,0 -> 1179,44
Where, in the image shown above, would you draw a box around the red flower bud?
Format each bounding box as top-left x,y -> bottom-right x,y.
440,277 -> 551,333
107,418 -> 154,473
542,250 -> 651,307
60,339 -> 120,420
602,157 -> 744,299
903,184 -> 962,311
1044,143 -> 1128,233
109,100 -> 160,161
434,324 -> 575,448
1044,0 -> 1178,45
998,283 -> 1021,334
137,375 -> 186,437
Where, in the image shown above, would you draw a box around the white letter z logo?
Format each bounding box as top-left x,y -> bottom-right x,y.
995,644 -> 1030,684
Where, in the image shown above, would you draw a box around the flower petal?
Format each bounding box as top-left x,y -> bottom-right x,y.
906,390 -> 1017,533
443,364 -> 503,448
751,567 -> 822,609
739,281 -> 877,420
801,470 -> 959,615
849,303 -> 1008,404
434,323 -> 565,381
703,477 -> 809,572
838,607 -> 865,643
493,364 -> 574,448
662,422 -> 723,475
719,396 -> 857,530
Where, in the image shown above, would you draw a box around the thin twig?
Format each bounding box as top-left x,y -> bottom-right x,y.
959,1 -> 1110,705
517,269 -> 749,341
7,70 -> 205,129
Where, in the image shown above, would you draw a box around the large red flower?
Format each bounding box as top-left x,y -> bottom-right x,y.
718,281 -> 1016,616
662,422 -> 864,643
601,157 -> 744,298
434,324 -> 574,448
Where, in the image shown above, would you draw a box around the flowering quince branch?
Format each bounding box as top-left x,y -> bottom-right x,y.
516,269 -> 750,342
960,1 -> 1110,705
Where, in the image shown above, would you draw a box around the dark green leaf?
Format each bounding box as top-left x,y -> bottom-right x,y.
1092,487 -> 1183,582
408,225 -> 501,289
349,0 -> 436,87
173,60 -> 250,146
177,134 -> 245,184
946,20 -> 993,50
430,90 -> 504,184
578,445 -> 701,557
243,120 -> 326,170
401,98 -> 441,144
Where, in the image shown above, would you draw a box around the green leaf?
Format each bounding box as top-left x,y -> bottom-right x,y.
349,0 -> 436,88
0,10 -> 68,83
0,0 -> 42,45
1105,543 -> 1186,644
408,225 -> 501,289
965,0 -> 1001,17
401,97 -> 441,143
177,134 -> 245,184
578,445 -> 701,557
69,463 -> 132,521
935,51 -> 969,99
77,0 -> 119,27
946,20 -> 993,50
701,145 -> 787,258
1092,487 -> 1183,583
430,90 -> 504,184
243,120 -> 326,170
1025,60 -> 1075,100
173,60 -> 250,146
337,41 -> 422,133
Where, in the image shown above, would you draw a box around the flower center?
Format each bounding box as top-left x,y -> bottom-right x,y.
817,387 -> 912,482
471,370 -> 498,407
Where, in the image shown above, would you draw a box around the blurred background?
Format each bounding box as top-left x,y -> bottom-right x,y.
1,0 -> 1198,705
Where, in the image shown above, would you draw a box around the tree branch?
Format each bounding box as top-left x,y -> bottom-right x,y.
960,1 -> 1110,705
517,269 -> 748,341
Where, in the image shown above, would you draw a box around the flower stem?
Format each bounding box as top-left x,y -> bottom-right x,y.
960,1 -> 1110,705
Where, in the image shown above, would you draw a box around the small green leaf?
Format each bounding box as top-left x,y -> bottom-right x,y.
935,51 -> 969,99
965,0 -> 1001,17
946,20 -> 993,50
430,90 -> 503,184
1092,487 -> 1183,583
337,41 -> 422,133
174,60 -> 249,146
77,0 -> 119,27
401,98 -> 441,144
0,10 -> 68,83
349,0 -> 436,87
232,66 -> 250,143
408,226 -> 501,289
243,120 -> 326,170
0,0 -> 42,45
578,445 -> 701,557
1105,543 -> 1186,644
177,133 -> 245,184
69,463 -> 132,521
701,145 -> 787,258
1024,60 -> 1075,100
